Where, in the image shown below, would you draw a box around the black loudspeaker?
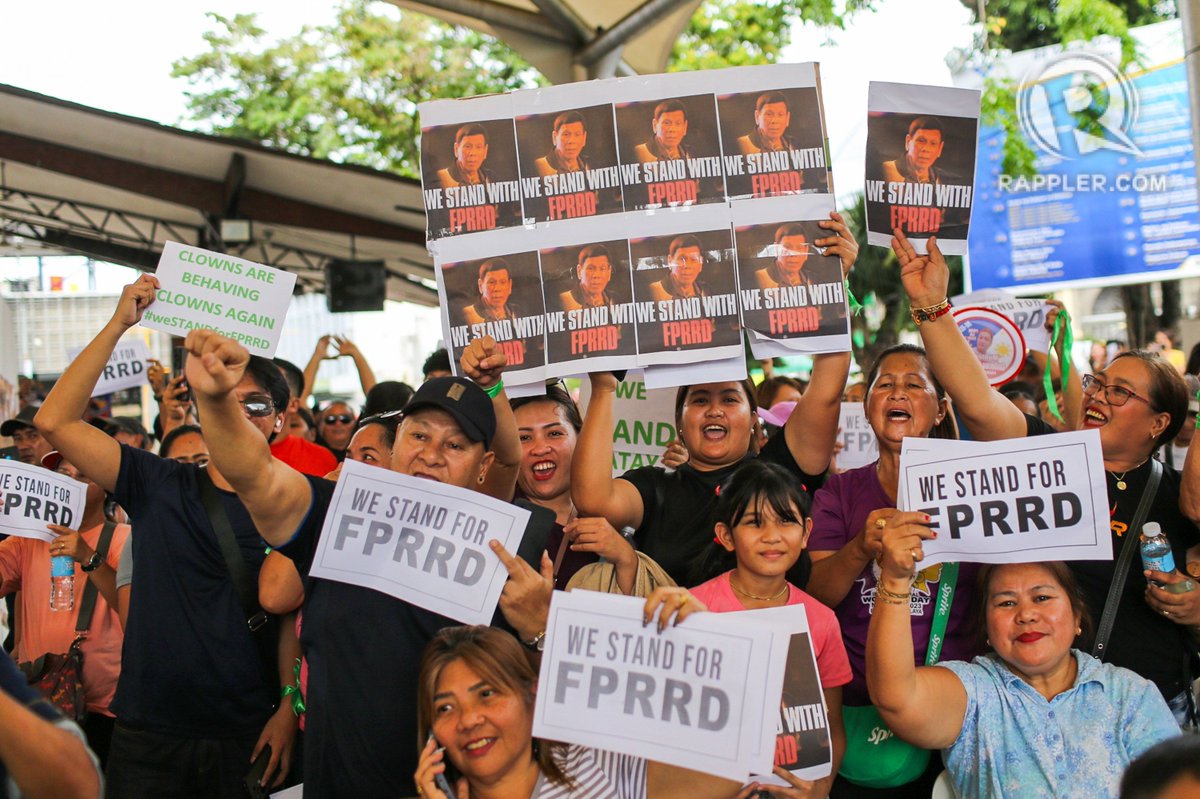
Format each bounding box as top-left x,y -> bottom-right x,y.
325,260 -> 386,312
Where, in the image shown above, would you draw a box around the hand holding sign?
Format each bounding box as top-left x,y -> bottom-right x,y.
893,230 -> 948,310
460,335 -> 507,391
183,329 -> 250,400
112,274 -> 160,329
815,211 -> 859,279
737,767 -> 817,799
644,586 -> 708,632
877,511 -> 937,581
491,539 -> 553,642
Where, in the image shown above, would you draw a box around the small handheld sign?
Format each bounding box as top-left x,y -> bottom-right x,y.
953,306 -> 1026,387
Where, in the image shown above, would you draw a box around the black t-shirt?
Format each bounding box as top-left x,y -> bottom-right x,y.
279,479 -> 456,798
113,446 -> 276,737
1026,414 -> 1200,697
621,430 -> 825,586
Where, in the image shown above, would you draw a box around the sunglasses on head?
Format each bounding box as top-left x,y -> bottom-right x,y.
240,395 -> 277,418
324,413 -> 354,425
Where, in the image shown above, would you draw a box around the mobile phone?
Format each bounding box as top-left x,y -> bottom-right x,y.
243,743 -> 272,799
426,730 -> 458,799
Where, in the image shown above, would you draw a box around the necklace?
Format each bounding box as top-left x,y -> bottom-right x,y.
729,575 -> 789,602
1108,459 -> 1148,491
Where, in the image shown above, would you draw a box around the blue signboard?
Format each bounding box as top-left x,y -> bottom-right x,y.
969,60 -> 1200,292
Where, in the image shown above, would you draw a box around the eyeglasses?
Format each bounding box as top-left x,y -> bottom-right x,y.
1081,374 -> 1153,409
240,395 -> 277,418
323,414 -> 355,425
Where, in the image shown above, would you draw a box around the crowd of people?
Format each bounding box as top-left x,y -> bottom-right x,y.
0,219 -> 1196,799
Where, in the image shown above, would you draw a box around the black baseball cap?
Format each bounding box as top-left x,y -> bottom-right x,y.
402,376 -> 495,450
0,406 -> 38,437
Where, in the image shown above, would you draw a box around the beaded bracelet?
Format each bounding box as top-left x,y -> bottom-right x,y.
911,298 -> 952,326
875,594 -> 909,606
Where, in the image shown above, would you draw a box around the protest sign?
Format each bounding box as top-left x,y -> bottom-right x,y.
836,403 -> 878,471
534,590 -> 787,781
743,604 -> 834,785
954,307 -> 1026,387
732,194 -> 850,357
537,215 -> 639,377
628,206 -> 743,367
714,63 -> 831,199
897,430 -> 1110,566
0,460 -> 86,542
513,83 -> 625,224
67,338 -> 151,397
307,459 -> 530,625
579,375 -> 678,475
864,82 -> 980,256
436,226 -> 548,387
142,242 -> 296,358
420,94 -> 524,240
953,290 -> 1052,353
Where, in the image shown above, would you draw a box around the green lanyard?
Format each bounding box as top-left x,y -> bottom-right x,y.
924,561 -> 959,666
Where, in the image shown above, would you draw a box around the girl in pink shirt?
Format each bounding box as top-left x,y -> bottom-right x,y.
689,459 -> 850,799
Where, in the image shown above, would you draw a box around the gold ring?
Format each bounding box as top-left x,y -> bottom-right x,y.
875,519 -> 886,530
911,549 -> 921,561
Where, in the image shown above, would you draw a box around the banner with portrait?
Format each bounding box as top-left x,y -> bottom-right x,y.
864,82 -> 980,256
732,194 -> 850,357
420,64 -> 844,389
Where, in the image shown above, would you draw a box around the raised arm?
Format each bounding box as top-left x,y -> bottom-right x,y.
894,230 -> 1027,441
336,337 -> 378,395
865,513 -> 966,749
571,372 -> 645,531
184,330 -> 312,546
300,335 -> 332,406
460,337 -> 519,501
35,276 -> 160,492
784,352 -> 850,476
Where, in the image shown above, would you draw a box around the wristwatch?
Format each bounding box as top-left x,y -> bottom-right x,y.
81,553 -> 103,572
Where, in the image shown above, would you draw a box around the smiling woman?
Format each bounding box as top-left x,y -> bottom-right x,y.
866,556 -> 1178,799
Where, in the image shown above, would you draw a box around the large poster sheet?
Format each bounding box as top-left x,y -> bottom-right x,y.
534,590 -> 788,782
307,459 -> 530,625
421,64 -> 843,389
864,82 -> 980,256
743,604 -> 834,785
0,460 -> 87,542
142,242 -> 296,357
732,193 -> 850,358
578,375 -> 678,475
896,430 -> 1110,566
66,338 -> 151,397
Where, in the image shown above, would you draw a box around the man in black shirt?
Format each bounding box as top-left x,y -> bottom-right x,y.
35,275 -> 300,797
185,330 -> 540,797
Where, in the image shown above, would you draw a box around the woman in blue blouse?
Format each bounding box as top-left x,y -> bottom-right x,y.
864,516 -> 1178,799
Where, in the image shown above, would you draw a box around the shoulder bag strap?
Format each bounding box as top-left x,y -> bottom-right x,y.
196,468 -> 269,633
924,561 -> 959,665
73,520 -> 117,636
1092,458 -> 1163,660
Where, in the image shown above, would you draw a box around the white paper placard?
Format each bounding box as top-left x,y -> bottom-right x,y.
534,590 -> 787,782
141,241 -> 296,357
953,290 -> 1053,353
0,460 -> 87,542
308,459 -> 530,625
578,374 -> 678,475
836,402 -> 879,471
864,82 -> 981,256
897,430 -> 1110,566
66,338 -> 151,397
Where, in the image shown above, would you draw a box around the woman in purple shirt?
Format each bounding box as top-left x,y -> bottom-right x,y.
807,343 -> 980,798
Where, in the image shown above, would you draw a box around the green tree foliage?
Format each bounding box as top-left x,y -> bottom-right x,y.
962,0 -> 1174,59
171,1 -> 544,178
670,0 -> 873,72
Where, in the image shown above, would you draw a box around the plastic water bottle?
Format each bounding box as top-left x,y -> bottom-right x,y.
1140,522 -> 1177,577
50,555 -> 74,612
